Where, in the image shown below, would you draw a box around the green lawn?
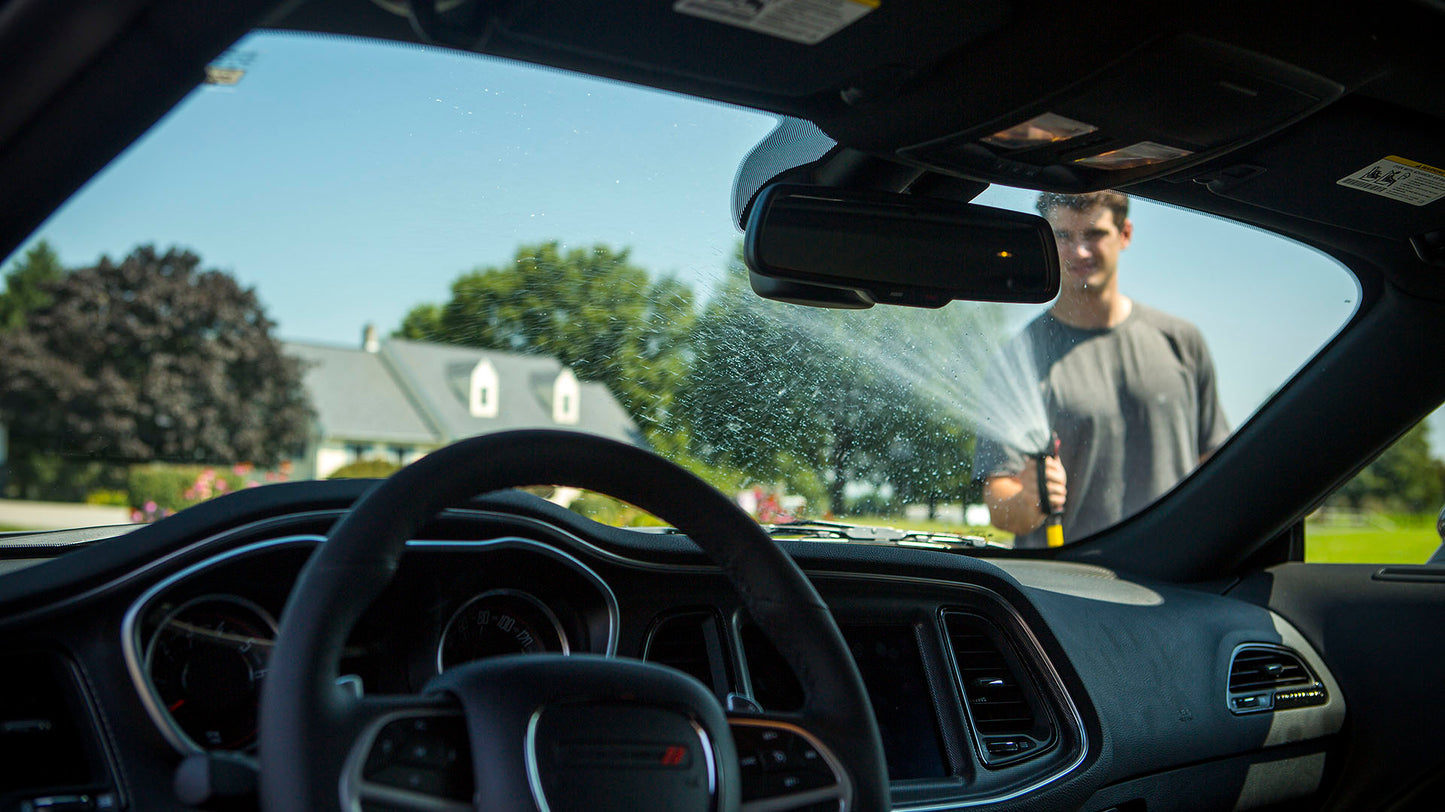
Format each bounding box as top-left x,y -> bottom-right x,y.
1303,522 -> 1440,563
850,512 -> 1442,563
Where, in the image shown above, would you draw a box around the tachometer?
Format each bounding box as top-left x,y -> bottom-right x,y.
437,589 -> 569,672
143,595 -> 277,751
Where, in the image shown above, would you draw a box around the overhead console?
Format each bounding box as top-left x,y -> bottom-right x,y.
899,36 -> 1343,193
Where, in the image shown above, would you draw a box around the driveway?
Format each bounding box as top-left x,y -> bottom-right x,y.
0,498 -> 131,531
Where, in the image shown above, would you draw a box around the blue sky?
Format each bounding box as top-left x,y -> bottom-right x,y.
11,30 -> 1439,453
22,33 -> 777,343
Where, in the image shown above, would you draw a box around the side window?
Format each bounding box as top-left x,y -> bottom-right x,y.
1307,406 -> 1445,563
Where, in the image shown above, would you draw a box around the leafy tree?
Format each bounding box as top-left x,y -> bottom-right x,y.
878,413 -> 977,519
397,242 -> 697,447
399,240 -> 984,518
0,246 -> 312,489
0,240 -> 64,330
679,262 -> 976,516
1334,422 -> 1445,514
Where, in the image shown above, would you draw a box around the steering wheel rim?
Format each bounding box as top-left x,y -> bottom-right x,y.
258,428 -> 888,811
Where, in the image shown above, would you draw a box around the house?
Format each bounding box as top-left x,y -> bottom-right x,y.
285,326 -> 640,479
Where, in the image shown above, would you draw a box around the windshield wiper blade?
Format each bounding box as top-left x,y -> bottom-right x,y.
761,520 -> 1003,551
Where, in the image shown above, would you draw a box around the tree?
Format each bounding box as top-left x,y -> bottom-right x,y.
396,242 -> 697,447
1334,422 -> 1445,514
0,245 -> 312,484
679,261 -> 977,516
0,240 -> 64,330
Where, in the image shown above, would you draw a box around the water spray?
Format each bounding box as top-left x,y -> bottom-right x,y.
1032,432 -> 1064,548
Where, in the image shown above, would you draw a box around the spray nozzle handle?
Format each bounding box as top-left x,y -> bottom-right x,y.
1033,451 -> 1051,516
1034,432 -> 1063,517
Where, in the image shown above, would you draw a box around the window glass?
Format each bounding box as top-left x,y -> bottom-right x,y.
1306,405 -> 1445,563
0,31 -> 1361,545
966,187 -> 1358,546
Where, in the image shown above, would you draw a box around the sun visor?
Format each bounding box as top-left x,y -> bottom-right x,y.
900,36 -> 1343,192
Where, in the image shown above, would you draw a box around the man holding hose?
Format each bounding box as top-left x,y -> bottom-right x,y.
975,190 -> 1230,548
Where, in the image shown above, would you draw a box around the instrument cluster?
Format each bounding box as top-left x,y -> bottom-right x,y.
124,534 -> 615,754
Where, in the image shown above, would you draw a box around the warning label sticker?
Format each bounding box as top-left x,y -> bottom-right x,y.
674,0 -> 878,45
1337,155 -> 1445,207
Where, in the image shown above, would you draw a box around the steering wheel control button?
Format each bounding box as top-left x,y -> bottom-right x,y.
532,703 -> 715,812
361,715 -> 472,803
20,796 -> 94,812
730,721 -> 840,803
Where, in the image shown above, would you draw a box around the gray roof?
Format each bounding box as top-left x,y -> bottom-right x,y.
286,341 -> 439,445
284,338 -> 638,448
382,338 -> 638,444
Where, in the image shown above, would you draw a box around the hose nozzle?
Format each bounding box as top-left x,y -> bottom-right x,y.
1033,433 -> 1064,548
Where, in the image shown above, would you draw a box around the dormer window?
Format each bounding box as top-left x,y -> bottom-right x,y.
553,368 -> 580,425
469,359 -> 499,418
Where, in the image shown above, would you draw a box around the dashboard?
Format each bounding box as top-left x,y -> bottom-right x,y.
0,484 -> 1345,812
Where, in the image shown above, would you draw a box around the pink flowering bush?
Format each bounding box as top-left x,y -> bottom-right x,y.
127,462 -> 291,523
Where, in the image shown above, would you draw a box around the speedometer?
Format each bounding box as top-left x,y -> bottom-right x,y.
436,589 -> 569,672
143,595 -> 277,751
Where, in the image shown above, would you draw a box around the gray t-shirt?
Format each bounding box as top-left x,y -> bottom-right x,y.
974,303 -> 1229,548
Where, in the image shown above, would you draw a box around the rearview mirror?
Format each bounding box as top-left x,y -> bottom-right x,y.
744,184 -> 1060,308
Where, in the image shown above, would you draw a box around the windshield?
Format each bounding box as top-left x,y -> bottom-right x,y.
0,31 -> 1360,547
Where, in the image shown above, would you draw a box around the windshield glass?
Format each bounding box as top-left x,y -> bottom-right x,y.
0,31 -> 1361,547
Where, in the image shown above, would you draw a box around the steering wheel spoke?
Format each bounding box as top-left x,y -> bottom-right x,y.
729,716 -> 850,812
339,694 -> 472,812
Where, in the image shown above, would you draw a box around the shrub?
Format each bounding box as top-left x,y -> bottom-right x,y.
4,454 -> 126,502
128,465 -> 207,516
326,458 -> 401,480
126,462 -> 284,522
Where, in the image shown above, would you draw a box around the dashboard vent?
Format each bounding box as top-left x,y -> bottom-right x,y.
643,611 -> 734,698
0,651 -> 109,795
942,611 -> 1054,766
1227,645 -> 1326,714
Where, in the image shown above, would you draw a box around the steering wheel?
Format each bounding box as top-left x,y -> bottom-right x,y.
258,429 -> 888,811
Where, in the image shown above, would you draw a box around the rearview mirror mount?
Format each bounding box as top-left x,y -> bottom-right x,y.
744,184 -> 1061,309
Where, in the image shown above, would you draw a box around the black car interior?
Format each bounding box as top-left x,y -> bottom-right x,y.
4,1 -> 1445,811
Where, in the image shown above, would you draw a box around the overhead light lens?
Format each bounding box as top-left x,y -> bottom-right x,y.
982,113 -> 1097,149
1073,141 -> 1193,170
204,67 -> 246,86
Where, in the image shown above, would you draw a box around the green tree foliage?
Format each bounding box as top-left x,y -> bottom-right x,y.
679,261 -> 975,515
0,240 -> 64,330
1334,422 -> 1445,514
0,246 -> 312,483
400,241 -> 982,518
396,242 -> 696,446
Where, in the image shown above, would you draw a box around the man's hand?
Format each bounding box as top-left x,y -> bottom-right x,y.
984,456 -> 1067,537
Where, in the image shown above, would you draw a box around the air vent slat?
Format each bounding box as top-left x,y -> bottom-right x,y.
943,611 -> 1055,765
1229,649 -> 1311,690
1227,645 -> 1327,714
